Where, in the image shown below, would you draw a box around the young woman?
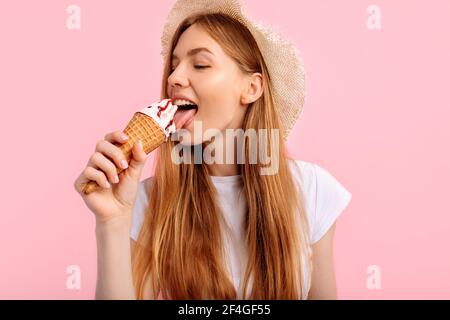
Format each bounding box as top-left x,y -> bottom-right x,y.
74,0 -> 352,300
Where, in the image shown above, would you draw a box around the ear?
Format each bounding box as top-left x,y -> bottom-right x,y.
241,72 -> 263,105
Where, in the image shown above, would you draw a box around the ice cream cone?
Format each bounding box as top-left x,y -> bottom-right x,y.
82,99 -> 178,195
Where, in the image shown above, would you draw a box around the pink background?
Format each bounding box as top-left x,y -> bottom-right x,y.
1,0 -> 449,299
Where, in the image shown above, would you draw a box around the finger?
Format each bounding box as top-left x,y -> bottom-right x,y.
95,139 -> 129,172
104,130 -> 128,144
127,140 -> 147,180
130,140 -> 147,166
83,166 -> 111,190
104,130 -> 129,144
90,152 -> 120,185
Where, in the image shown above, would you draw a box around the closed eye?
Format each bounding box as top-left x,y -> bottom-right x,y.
170,65 -> 209,73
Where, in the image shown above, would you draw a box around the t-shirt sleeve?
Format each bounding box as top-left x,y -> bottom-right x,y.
311,164 -> 352,244
130,178 -> 151,241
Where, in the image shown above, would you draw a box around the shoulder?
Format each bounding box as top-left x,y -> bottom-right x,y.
288,159 -> 316,189
288,159 -> 353,245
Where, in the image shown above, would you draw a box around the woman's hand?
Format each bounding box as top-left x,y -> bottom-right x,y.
74,130 -> 148,225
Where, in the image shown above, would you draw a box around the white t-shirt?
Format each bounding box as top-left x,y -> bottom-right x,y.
130,159 -> 352,299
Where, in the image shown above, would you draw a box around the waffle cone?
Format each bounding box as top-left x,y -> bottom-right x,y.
82,112 -> 166,195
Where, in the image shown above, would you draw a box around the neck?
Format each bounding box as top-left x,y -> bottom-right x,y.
208,163 -> 240,176
205,131 -> 241,177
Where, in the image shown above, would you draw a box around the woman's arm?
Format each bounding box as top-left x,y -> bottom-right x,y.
307,222 -> 338,300
95,216 -> 136,300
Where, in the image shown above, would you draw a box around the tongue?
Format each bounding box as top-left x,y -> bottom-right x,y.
173,108 -> 197,129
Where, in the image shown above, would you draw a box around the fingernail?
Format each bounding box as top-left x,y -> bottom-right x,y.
113,174 -> 119,183
139,140 -> 143,150
121,134 -> 128,140
104,181 -> 111,188
120,160 -> 128,169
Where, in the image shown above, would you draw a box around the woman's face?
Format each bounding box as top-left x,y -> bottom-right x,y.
168,24 -> 249,145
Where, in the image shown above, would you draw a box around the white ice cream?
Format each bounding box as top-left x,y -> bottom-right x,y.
138,99 -> 178,139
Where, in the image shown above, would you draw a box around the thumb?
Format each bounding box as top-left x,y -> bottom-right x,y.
126,140 -> 147,181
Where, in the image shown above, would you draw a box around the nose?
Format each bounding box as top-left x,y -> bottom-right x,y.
167,66 -> 189,90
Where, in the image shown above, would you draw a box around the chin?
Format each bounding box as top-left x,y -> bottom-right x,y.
175,129 -> 205,146
175,118 -> 223,146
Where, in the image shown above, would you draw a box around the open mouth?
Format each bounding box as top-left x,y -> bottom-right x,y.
173,104 -> 198,129
177,104 -> 198,111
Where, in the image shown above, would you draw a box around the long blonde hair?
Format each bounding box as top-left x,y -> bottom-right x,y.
132,13 -> 312,299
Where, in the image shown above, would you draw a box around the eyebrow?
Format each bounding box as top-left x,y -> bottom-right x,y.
171,47 -> 214,62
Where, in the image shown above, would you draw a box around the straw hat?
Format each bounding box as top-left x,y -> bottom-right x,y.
160,0 -> 306,141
